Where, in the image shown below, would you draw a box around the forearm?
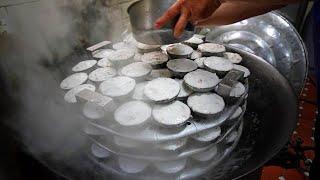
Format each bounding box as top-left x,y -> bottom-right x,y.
196,2 -> 284,26
225,0 -> 303,5
156,0 -> 301,37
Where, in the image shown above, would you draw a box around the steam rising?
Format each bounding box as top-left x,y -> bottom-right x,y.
0,1 -> 242,179
0,0 -> 127,177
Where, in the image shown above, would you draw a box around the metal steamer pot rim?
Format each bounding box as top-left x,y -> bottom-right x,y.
220,45 -> 298,179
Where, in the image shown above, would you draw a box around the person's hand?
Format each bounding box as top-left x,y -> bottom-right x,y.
155,0 -> 220,38
155,0 -> 298,38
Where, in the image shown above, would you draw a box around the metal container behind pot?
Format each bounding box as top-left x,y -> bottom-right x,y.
128,0 -> 195,45
204,12 -> 308,96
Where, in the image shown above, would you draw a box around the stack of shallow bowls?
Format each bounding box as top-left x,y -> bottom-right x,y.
59,34 -> 251,179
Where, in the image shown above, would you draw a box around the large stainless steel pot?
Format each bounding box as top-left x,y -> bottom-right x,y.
0,39 -> 297,179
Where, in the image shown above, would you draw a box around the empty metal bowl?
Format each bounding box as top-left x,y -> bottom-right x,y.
128,0 -> 195,45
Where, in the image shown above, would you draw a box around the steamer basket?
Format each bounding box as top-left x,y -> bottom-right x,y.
1,39 -> 298,179
80,46 -> 296,180
65,37 -> 293,180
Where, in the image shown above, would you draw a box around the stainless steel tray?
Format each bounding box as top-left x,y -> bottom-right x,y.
204,11 -> 308,95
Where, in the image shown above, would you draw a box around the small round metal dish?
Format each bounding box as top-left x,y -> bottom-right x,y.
204,11 -> 308,95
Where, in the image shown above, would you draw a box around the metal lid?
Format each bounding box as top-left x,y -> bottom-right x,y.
205,12 -> 308,95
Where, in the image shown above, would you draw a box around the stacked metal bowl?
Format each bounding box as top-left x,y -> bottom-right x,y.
59,35 -> 250,179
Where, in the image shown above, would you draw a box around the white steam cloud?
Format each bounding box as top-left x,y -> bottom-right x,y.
0,0 -> 129,177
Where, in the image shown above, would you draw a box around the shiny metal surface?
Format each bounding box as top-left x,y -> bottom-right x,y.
205,11 -> 308,95
128,0 -> 194,45
1,43 -> 297,180
83,47 -> 297,179
208,46 -> 297,179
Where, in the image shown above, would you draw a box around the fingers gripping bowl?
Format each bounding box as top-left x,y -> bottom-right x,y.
61,37 -> 250,179
127,0 -> 195,45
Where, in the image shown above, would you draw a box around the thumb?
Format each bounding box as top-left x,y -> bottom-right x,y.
195,2 -> 283,26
